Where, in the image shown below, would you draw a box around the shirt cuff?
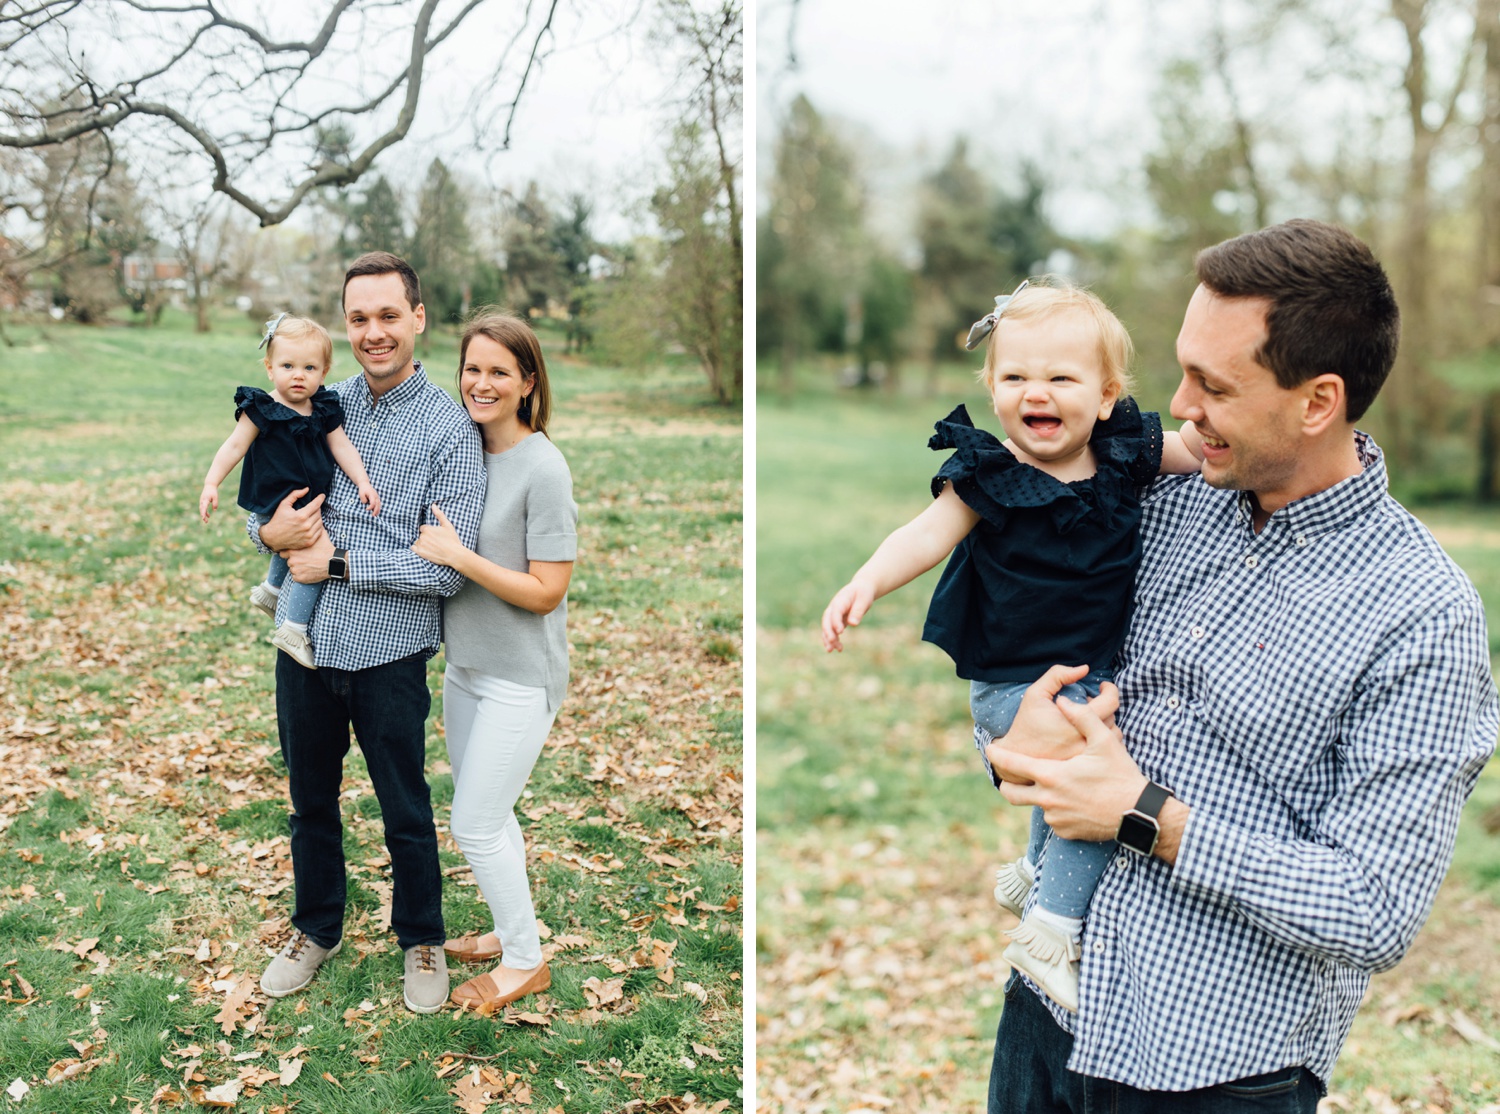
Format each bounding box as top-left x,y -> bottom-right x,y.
1168,808 -> 1249,909
974,723 -> 1004,790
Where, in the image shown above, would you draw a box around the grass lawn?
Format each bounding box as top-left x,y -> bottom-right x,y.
756,362 -> 1500,1114
0,309 -> 743,1112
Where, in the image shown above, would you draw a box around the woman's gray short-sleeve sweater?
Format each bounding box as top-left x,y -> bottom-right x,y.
442,432 -> 578,711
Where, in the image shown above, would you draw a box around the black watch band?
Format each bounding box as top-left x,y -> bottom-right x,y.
1116,780 -> 1172,856
329,548 -> 349,581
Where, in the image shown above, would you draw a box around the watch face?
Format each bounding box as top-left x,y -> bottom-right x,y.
1117,810 -> 1158,855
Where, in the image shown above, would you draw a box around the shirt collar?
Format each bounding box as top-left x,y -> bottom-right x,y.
348,360 -> 428,410
1235,430 -> 1386,537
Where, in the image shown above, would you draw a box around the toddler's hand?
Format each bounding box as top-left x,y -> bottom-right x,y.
359,482 -> 382,516
199,484 -> 218,524
821,581 -> 874,652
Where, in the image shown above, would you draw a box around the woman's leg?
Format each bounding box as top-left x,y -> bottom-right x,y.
445,670 -> 555,970
442,665 -> 481,785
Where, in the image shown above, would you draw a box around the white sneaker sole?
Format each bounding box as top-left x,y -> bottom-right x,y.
260,941 -> 341,998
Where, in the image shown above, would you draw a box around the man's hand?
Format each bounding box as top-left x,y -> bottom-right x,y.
982,665 -> 1119,782
286,532 -> 337,584
259,488 -> 326,552
989,694 -> 1147,843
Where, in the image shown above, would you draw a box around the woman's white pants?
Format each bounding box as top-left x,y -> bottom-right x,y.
443,664 -> 555,970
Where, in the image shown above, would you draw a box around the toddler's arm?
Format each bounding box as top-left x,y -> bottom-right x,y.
200,414 -> 260,523
327,426 -> 381,516
821,482 -> 980,652
1159,420 -> 1205,475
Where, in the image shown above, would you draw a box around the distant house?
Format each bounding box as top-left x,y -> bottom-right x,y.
121,254 -> 188,290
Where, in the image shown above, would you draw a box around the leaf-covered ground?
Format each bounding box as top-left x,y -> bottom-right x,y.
0,316 -> 743,1113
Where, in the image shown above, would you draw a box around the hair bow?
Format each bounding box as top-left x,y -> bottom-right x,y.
964,279 -> 1030,351
259,311 -> 289,350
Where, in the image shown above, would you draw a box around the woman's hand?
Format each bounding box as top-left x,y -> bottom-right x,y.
412,505 -> 471,570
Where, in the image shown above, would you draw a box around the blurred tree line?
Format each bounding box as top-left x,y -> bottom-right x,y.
0,0 -> 741,404
759,0 -> 1500,498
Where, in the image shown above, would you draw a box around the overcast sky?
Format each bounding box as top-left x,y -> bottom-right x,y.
755,0 -> 1173,240
752,0 -> 1448,247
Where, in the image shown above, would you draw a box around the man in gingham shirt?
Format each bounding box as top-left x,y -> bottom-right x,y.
983,221 -> 1499,1110
250,252 -> 485,1014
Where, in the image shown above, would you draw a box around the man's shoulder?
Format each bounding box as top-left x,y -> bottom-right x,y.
1361,497 -> 1480,610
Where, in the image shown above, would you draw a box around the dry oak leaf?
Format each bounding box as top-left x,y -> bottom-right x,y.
214,976 -> 257,1037
451,1068 -> 500,1113
581,976 -> 625,1008
192,1078 -> 243,1107
277,1058 -> 303,1086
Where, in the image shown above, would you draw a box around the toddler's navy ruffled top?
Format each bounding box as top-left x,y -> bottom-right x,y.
233,386 -> 346,515
922,398 -> 1163,682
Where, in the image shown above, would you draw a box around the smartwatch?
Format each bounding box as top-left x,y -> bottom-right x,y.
1116,781 -> 1173,856
328,548 -> 349,581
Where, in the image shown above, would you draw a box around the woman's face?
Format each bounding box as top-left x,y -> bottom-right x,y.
460,334 -> 532,428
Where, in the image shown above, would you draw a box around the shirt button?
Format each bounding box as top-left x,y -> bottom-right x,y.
1294,534 -> 1308,547
1166,696 -> 1181,710
1190,626 -> 1205,639
1093,941 -> 1106,954
1244,554 -> 1259,569
1115,856 -> 1130,869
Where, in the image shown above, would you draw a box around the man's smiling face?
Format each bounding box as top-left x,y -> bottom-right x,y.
1170,285 -> 1306,508
344,272 -> 425,389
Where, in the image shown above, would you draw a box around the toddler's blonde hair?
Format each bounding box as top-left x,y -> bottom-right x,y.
977,279 -> 1135,399
264,314 -> 334,372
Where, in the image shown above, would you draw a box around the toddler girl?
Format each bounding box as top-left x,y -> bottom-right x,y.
821,280 -> 1203,1012
199,312 -> 380,669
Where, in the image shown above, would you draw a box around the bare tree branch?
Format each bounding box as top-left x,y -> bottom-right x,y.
0,0 -> 562,225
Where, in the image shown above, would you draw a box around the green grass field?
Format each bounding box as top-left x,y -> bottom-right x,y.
0,309 -> 742,1112
756,363 -> 1500,1114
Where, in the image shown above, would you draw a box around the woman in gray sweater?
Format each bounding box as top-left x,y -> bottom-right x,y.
411,312 -> 577,1011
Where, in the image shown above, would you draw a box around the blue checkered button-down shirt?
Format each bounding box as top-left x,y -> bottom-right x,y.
250,363 -> 485,671
1011,433 -> 1498,1090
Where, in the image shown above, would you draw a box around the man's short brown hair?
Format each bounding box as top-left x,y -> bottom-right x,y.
1194,219 -> 1399,422
342,251 -> 421,310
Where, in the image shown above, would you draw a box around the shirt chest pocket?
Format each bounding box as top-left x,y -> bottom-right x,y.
1184,617 -> 1357,789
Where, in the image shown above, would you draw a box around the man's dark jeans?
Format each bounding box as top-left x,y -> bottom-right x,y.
989,976 -> 1322,1113
275,651 -> 444,950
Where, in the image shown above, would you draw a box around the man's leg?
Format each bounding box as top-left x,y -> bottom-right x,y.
275,652 -> 353,947
346,655 -> 444,949
988,978 -> 1081,1114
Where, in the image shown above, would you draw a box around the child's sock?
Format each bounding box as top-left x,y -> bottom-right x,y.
1031,906 -> 1084,944
282,621 -> 307,635
262,580 -> 282,594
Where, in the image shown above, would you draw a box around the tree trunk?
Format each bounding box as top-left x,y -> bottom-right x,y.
1479,392 -> 1500,501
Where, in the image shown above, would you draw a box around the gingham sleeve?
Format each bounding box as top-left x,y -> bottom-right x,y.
348,420 -> 486,599
1171,596 -> 1499,972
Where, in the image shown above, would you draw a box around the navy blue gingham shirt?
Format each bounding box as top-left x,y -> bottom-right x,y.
249,363 -> 485,670
986,432 -> 1498,1090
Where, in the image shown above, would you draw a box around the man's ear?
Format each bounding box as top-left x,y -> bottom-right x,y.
414,302 -> 427,335
1302,374 -> 1346,434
